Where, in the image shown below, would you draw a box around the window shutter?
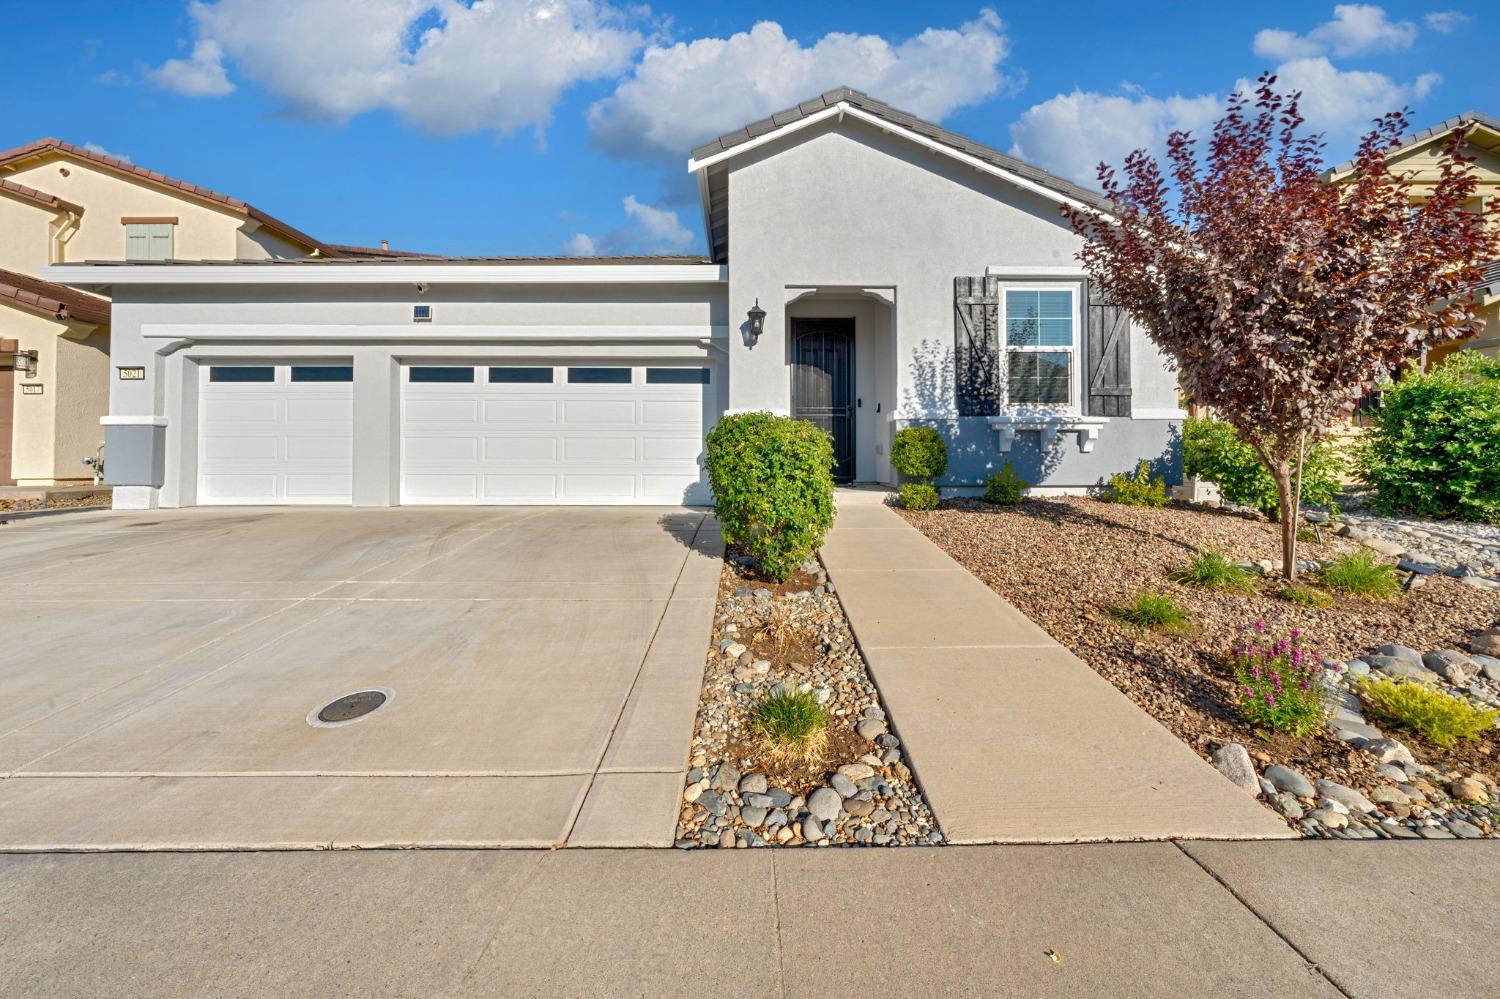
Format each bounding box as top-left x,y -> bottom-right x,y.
954,275 -> 1000,416
147,223 -> 174,261
125,226 -> 149,260
1085,281 -> 1132,417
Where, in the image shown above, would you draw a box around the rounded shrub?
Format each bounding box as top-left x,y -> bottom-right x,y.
1357,352 -> 1500,524
704,411 -> 835,581
1183,417 -> 1344,519
983,462 -> 1028,505
890,426 -> 948,480
899,482 -> 940,510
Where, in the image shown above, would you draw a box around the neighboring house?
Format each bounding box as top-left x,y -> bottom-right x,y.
49,88 -> 1185,510
0,138 -> 329,485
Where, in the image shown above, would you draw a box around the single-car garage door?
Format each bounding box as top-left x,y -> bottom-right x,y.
401,362 -> 713,504
197,363 -> 354,505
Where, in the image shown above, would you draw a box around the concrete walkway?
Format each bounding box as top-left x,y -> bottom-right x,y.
821,492 -> 1291,843
3,841 -> 1495,997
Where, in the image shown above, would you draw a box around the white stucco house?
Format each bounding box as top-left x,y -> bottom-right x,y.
48,88 -> 1185,510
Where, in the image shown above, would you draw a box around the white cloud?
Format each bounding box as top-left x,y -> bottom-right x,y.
1423,10 -> 1469,33
150,0 -> 644,136
1253,4 -> 1417,60
565,194 -> 695,255
1258,57 -> 1440,134
147,38 -> 234,97
82,142 -> 131,163
1008,89 -> 1222,185
587,11 -> 1017,165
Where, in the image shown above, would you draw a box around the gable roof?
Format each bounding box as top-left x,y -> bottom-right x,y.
0,177 -> 84,216
1324,111 -> 1500,180
686,87 -> 1113,263
0,266 -> 110,325
0,137 -> 333,255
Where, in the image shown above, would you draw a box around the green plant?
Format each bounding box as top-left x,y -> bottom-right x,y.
983,462 -> 1028,505
749,690 -> 829,763
1110,590 -> 1191,632
1103,459 -> 1171,507
898,482 -> 940,510
1357,352 -> 1500,524
1183,417 -> 1345,519
1168,550 -> 1255,592
1276,584 -> 1334,608
1228,625 -> 1329,736
891,426 -> 948,481
1356,676 -> 1498,748
1319,548 -> 1400,600
705,412 -> 835,581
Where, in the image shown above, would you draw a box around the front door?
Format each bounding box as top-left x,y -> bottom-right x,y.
791,318 -> 855,482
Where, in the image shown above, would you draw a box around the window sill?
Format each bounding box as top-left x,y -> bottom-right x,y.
986,413 -> 1109,452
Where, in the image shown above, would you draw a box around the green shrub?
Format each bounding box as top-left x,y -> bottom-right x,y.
1168,551 -> 1255,592
1356,676 -> 1498,748
1276,584 -> 1334,608
983,462 -> 1028,505
1184,417 -> 1344,518
1110,590 -> 1190,632
1319,548 -> 1400,600
898,482 -> 940,510
891,426 -> 948,480
1228,626 -> 1329,735
705,412 -> 835,581
749,690 -> 829,763
1357,352 -> 1500,524
1103,459 -> 1171,508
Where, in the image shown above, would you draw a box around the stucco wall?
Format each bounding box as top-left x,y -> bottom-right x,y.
0,195 -> 53,272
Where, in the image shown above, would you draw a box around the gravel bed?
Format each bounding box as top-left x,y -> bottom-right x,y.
675,555 -> 943,849
900,496 -> 1500,839
0,491 -> 110,514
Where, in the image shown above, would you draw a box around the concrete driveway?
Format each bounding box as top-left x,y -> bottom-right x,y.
0,506 -> 721,849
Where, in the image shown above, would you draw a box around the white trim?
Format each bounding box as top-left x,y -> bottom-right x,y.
100,415 -> 167,427
999,283 -> 1082,412
139,324 -> 728,343
985,265 -> 1087,277
1131,407 -> 1189,420
687,105 -> 844,172
987,414 -> 1109,453
44,263 -> 728,288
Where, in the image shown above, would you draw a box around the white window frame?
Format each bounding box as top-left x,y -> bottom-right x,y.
999,282 -> 1080,414
125,222 -> 175,261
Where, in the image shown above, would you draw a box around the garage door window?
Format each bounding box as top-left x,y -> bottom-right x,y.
646,368 -> 710,385
489,367 -> 554,383
291,365 -> 354,382
567,367 -> 632,384
409,367 -> 474,383
208,366 -> 275,383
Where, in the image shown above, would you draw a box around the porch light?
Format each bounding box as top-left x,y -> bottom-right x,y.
746,299 -> 766,340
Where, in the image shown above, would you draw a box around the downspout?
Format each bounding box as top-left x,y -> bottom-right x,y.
50,210 -> 81,263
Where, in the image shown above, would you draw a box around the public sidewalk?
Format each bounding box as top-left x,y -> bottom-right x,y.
3,841 -> 1495,997
821,491 -> 1291,843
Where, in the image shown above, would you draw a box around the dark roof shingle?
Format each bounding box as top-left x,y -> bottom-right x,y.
0,267 -> 110,325
0,177 -> 84,216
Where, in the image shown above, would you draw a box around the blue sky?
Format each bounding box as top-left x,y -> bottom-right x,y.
6,2 -> 1487,256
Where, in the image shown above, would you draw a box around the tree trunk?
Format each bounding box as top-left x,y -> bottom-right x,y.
1271,461 -> 1299,581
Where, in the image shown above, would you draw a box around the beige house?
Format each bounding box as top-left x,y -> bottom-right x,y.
0,138 -> 330,485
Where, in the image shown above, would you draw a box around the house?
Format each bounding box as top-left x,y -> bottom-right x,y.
0,138 -> 329,486
48,88 -> 1185,510
1324,111 -> 1500,365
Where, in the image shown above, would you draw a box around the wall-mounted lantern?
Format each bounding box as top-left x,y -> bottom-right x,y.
746,299 -> 766,341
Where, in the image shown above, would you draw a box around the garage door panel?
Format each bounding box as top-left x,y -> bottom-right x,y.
484,437 -> 556,461
407,436 -> 480,461
483,474 -> 558,500
404,473 -> 481,500
485,399 -> 558,424
203,398 -> 279,423
641,399 -> 701,426
561,474 -> 637,499
200,473 -> 279,501
283,474 -> 354,500
642,437 -> 703,462
405,398 -> 480,423
284,436 -> 352,461
562,437 -> 636,462
286,397 -> 353,422
202,435 -> 278,461
562,399 -> 636,424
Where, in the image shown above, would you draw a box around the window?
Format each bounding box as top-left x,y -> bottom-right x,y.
209,366 -> 275,383
412,305 -> 432,323
646,367 -> 710,385
291,365 -> 353,382
125,223 -> 174,261
489,367 -> 554,383
1003,288 -> 1074,407
567,367 -> 631,384
408,366 -> 474,383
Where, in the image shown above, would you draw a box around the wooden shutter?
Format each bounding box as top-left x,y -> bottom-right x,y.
125,225 -> 149,260
146,223 -> 174,261
1085,281 -> 1132,417
954,275 -> 1000,416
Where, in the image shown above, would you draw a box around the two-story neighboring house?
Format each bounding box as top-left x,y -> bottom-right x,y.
0,139 -> 330,486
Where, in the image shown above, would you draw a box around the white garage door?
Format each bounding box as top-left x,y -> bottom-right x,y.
197,363 -> 354,505
401,362 -> 713,505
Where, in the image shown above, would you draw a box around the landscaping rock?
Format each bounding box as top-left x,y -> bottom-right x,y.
838,762 -> 876,781
807,788 -> 842,822
1473,653 -> 1500,683
1367,656 -> 1439,683
1308,807 -> 1348,830
1423,649 -> 1478,684
1446,818 -> 1484,839
1316,779 -> 1376,814
829,773 -> 858,798
740,805 -> 768,827
1361,738 -> 1417,766
1270,792 -> 1304,819
739,773 -> 768,795
1210,743 -> 1259,795
1264,764 -> 1315,798
844,797 -> 876,818
1451,778 -> 1490,804
855,718 -> 888,742
1344,659 -> 1371,676
1471,629 -> 1500,657
801,816 -> 824,842
1369,785 -> 1410,808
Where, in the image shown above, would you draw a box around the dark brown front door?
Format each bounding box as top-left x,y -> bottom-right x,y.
791,318 -> 855,482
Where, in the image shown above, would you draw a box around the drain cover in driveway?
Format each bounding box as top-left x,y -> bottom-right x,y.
317,690 -> 388,724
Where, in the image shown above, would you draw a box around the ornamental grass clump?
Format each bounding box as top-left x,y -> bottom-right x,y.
1228,624 -> 1330,736
1276,583 -> 1334,608
1320,548 -> 1401,600
1109,590 -> 1190,633
1355,676 -> 1497,748
749,690 -> 829,764
1168,550 -> 1255,593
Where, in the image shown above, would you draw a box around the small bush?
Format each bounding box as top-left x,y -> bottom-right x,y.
899,482 -> 940,510
983,462 -> 1028,505
705,412 -> 834,581
1228,626 -> 1329,736
1184,418 -> 1344,519
1320,548 -> 1400,600
1168,550 -> 1255,592
1276,584 -> 1334,608
891,426 -> 948,480
749,690 -> 829,763
1358,352 -> 1500,524
1110,590 -> 1190,632
1103,459 -> 1171,508
1356,676 -> 1498,748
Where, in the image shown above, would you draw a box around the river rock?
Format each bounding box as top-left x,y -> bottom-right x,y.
1211,743 -> 1259,794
